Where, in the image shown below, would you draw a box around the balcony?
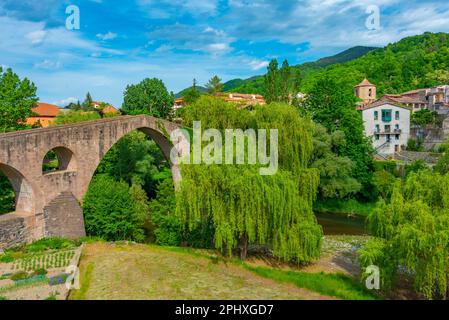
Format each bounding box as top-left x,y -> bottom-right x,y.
374,128 -> 401,134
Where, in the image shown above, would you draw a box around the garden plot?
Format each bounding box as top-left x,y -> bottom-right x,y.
0,238 -> 82,300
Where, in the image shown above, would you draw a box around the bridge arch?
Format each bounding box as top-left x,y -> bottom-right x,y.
42,146 -> 77,174
0,163 -> 35,214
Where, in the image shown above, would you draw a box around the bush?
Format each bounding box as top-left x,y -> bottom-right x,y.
83,175 -> 147,242
0,254 -> 14,263
32,268 -> 47,276
10,271 -> 29,281
26,238 -> 75,253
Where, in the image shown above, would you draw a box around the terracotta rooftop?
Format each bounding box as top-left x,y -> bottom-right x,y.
31,103 -> 61,117
360,98 -> 411,111
355,78 -> 374,87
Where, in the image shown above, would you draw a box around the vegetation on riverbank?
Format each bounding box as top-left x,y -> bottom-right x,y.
314,199 -> 377,217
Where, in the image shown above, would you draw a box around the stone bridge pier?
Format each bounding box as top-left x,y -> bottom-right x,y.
0,115 -> 186,249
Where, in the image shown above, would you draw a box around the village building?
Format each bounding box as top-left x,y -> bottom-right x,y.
355,78 -> 449,157
173,98 -> 184,110
216,92 -> 266,107
91,101 -> 121,116
26,102 -> 61,128
360,100 -> 411,157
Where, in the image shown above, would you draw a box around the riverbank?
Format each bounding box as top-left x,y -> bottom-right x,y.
314,199 -> 377,218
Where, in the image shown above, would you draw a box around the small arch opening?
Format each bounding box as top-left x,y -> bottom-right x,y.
42,147 -> 77,174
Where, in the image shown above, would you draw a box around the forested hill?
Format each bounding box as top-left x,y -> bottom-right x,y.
299,32 -> 449,95
175,46 -> 377,97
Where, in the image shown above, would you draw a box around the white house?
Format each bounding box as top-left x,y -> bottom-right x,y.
361,101 -> 411,157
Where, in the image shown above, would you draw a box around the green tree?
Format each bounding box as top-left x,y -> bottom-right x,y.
310,125 -> 361,199
279,60 -> 291,103
205,75 -> 224,95
360,170 -> 449,299
372,170 -> 396,199
0,172 -> 15,214
0,67 -> 38,132
96,131 -> 170,197
412,109 -> 440,127
53,110 -> 101,125
83,175 -> 146,242
122,78 -> 174,119
178,96 -> 322,263
264,59 -> 279,103
182,79 -> 201,105
304,77 -> 375,200
81,92 -> 94,110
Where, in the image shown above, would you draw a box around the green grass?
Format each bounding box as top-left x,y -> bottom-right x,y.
70,263 -> 93,300
244,265 -> 378,300
314,198 -> 377,217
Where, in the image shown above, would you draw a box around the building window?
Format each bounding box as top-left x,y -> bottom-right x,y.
374,111 -> 378,120
395,145 -> 399,152
395,134 -> 400,140
382,109 -> 392,122
369,88 -> 372,97
395,111 -> 400,120
385,125 -> 391,133
375,134 -> 379,140
375,124 -> 380,133
386,134 -> 391,142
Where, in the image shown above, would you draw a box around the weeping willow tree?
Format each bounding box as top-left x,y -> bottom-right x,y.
359,170 -> 449,299
176,96 -> 322,263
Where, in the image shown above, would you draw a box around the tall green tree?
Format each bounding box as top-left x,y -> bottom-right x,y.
360,170 -> 449,299
205,75 -> 224,94
264,59 -> 279,103
304,77 -> 375,199
122,78 -> 174,119
177,96 -> 322,263
0,67 -> 38,132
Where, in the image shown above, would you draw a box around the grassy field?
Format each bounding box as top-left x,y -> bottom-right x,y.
70,241 -> 377,300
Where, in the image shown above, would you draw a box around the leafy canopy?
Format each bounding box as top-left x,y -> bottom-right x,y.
0,67 -> 38,132
122,78 -> 174,118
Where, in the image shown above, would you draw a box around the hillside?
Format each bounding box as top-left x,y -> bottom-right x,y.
299,32 -> 449,95
175,46 -> 377,97
175,85 -> 208,98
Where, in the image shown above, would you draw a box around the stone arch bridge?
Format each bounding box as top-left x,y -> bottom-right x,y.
0,115 -> 185,249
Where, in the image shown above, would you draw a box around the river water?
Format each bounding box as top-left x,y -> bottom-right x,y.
315,212 -> 367,235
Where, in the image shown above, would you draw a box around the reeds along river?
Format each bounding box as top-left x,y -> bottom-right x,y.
315,212 -> 367,235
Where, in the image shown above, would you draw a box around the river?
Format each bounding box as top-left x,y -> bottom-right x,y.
315,212 -> 367,235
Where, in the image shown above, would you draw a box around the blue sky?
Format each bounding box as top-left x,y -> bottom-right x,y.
1,0 -> 449,107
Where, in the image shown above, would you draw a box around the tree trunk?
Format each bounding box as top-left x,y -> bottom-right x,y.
240,235 -> 248,260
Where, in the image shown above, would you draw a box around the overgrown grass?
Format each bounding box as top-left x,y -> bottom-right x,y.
164,244 -> 376,300
244,265 -> 378,300
69,262 -> 93,300
314,198 -> 377,217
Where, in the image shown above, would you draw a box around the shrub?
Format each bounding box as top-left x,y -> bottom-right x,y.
0,254 -> 14,263
10,271 -> 29,281
32,268 -> 47,276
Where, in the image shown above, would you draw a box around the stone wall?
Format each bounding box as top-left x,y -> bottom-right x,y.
44,192 -> 86,239
0,213 -> 27,249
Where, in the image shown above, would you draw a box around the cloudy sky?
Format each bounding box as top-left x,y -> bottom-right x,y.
1,0 -> 449,107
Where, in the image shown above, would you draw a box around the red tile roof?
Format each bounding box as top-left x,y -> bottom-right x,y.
32,103 -> 61,117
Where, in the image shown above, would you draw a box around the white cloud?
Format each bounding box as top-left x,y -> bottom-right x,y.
248,60 -> 269,70
52,97 -> 78,107
34,59 -> 61,69
96,32 -> 118,41
25,30 -> 47,44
